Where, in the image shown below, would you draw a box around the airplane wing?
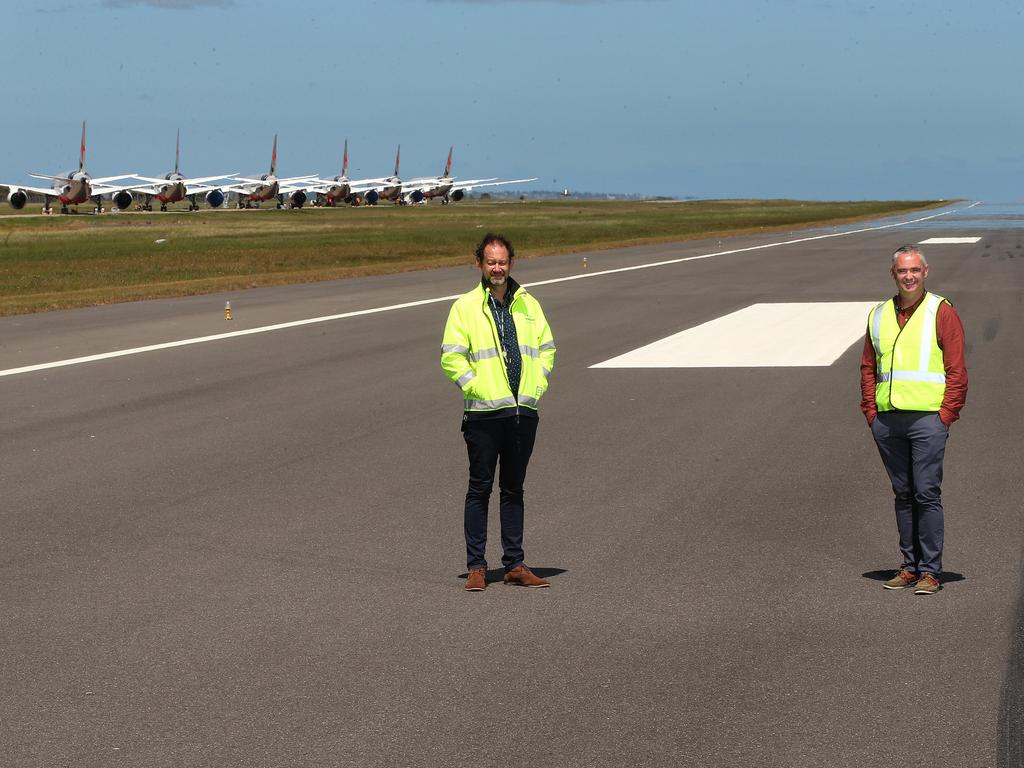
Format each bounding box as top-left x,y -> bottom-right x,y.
348,176 -> 392,186
278,180 -> 321,194
131,174 -> 235,185
126,182 -> 161,194
91,181 -> 140,196
403,175 -> 442,186
348,180 -> 391,192
454,177 -> 538,192
180,174 -> 237,185
277,175 -> 320,184
1,183 -> 59,202
91,174 -> 138,184
184,183 -> 225,194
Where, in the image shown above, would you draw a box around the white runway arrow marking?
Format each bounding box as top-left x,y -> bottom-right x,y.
591,302 -> 878,368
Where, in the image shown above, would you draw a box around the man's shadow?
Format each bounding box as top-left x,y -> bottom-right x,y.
863,568 -> 966,586
459,567 -> 568,585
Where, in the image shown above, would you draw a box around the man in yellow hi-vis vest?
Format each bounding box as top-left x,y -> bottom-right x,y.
860,245 -> 968,595
441,233 -> 556,592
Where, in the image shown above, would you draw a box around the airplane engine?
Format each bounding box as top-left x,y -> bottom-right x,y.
363,189 -> 380,205
7,188 -> 27,209
450,189 -> 465,202
205,189 -> 225,208
288,190 -> 307,208
112,190 -> 133,210
406,189 -> 424,204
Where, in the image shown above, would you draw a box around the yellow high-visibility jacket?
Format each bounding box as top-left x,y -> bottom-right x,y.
869,291 -> 948,412
441,280 -> 555,413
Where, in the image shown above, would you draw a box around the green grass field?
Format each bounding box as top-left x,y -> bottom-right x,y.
0,198 -> 945,316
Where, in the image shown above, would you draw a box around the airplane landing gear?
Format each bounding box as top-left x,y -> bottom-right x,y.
160,204 -> 168,212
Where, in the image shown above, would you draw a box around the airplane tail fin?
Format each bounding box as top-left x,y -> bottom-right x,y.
174,128 -> 180,174
444,146 -> 453,179
394,144 -> 401,177
79,121 -> 86,173
342,139 -> 348,177
271,134 -> 278,176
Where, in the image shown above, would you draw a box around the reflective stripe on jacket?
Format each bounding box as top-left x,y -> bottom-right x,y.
869,291 -> 947,412
441,281 -> 555,413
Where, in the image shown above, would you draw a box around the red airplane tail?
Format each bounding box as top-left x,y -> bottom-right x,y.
78,121 -> 86,173
342,139 -> 348,177
394,144 -> 401,177
443,146 -> 453,179
270,134 -> 278,176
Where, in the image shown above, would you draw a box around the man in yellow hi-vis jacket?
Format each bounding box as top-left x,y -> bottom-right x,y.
441,233 -> 556,592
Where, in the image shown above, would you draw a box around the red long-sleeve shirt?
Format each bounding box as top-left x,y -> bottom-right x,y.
860,294 -> 968,427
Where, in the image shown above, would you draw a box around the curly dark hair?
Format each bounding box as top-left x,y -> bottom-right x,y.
474,233 -> 515,263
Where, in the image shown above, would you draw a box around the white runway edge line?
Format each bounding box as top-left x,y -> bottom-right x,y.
0,206 -> 963,379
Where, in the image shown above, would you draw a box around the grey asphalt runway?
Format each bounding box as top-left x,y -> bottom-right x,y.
2,202 -> 1022,767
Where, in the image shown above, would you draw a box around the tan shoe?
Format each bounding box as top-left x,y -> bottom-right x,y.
913,573 -> 941,595
503,565 -> 550,588
465,568 -> 487,592
883,568 -> 918,590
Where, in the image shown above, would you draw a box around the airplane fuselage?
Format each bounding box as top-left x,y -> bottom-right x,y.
378,178 -> 402,201
154,181 -> 188,204
322,178 -> 351,203
57,175 -> 91,205
422,182 -> 454,200
243,179 -> 280,202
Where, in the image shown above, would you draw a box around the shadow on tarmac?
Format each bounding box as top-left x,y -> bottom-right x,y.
861,569 -> 966,586
459,567 -> 568,585
998,559 -> 1024,767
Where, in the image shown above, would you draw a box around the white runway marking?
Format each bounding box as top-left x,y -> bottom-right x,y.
0,206 -> 961,379
591,302 -> 878,368
918,237 -> 981,244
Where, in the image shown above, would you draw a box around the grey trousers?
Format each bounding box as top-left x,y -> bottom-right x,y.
870,411 -> 949,575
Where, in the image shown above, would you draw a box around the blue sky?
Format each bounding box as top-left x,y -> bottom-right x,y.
3,0 -> 1023,200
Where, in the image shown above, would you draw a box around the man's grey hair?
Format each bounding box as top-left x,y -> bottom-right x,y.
892,244 -> 927,267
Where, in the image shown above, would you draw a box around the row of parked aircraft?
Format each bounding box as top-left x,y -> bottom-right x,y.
0,124 -> 537,215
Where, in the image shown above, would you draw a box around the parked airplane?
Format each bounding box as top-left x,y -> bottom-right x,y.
307,140 -> 390,207
402,147 -> 537,204
228,135 -> 316,209
130,130 -> 235,211
1,122 -> 136,214
359,145 -> 404,205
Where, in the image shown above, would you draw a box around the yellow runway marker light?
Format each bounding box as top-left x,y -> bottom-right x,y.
225,301 -> 232,321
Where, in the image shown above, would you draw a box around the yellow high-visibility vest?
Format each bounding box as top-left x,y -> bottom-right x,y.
869,291 -> 947,412
441,282 -> 555,413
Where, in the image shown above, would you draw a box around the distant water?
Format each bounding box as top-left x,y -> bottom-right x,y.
865,201 -> 1024,231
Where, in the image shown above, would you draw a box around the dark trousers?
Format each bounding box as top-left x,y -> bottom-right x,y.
870,411 -> 949,575
462,416 -> 538,571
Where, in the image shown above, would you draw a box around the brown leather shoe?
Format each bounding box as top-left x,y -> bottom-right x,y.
503,565 -> 550,588
883,568 -> 918,590
913,572 -> 941,595
464,568 -> 487,592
